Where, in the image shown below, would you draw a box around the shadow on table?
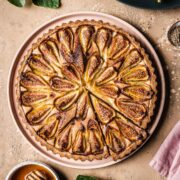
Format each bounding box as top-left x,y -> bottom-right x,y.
50,165 -> 68,180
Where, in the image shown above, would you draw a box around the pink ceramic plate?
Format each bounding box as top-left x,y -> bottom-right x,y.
8,12 -> 165,169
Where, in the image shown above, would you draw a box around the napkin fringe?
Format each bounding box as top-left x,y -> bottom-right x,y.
150,159 -> 169,177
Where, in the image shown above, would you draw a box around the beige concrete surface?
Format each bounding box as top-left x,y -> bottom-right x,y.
0,0 -> 180,179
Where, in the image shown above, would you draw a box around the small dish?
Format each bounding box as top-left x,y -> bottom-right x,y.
5,161 -> 59,180
168,21 -> 180,48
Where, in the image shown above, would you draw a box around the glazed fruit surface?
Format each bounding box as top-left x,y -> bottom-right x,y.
18,20 -> 157,160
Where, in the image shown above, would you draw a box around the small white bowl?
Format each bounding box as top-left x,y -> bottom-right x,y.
6,161 -> 60,180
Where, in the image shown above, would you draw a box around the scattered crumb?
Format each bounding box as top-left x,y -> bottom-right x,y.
171,89 -> 176,94
171,71 -> 175,75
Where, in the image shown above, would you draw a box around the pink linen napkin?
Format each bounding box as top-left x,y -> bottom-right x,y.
149,121 -> 180,180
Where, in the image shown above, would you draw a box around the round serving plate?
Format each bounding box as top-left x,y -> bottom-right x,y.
8,11 -> 165,169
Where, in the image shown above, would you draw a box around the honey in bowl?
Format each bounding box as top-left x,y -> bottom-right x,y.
12,164 -> 56,180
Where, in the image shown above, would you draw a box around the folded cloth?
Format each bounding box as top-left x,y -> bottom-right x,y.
149,121 -> 180,180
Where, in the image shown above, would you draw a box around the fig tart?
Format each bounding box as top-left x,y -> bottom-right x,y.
17,20 -> 157,161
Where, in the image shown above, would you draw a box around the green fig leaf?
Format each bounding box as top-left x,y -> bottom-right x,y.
8,0 -> 25,7
32,0 -> 61,9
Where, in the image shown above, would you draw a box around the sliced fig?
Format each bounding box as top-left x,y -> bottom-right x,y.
88,130 -> 103,154
116,99 -> 147,122
55,91 -> 79,111
107,33 -> 129,59
91,95 -> 115,124
26,104 -> 52,125
38,113 -> 59,140
95,67 -> 117,85
84,105 -> 96,123
72,125 -> 86,154
119,65 -> 149,84
95,28 -> 112,58
28,54 -> 56,76
106,58 -> 123,69
95,83 -> 119,98
77,25 -> 95,54
39,39 -> 60,67
84,55 -> 102,82
58,28 -> 73,51
50,76 -> 77,92
87,120 -> 104,154
55,123 -> 72,151
105,122 -> 125,153
73,33 -> 84,74
120,49 -> 142,70
21,91 -> 51,106
58,28 -> 74,64
115,119 -> 140,141
61,64 -> 81,84
87,40 -> 100,57
57,104 -> 76,132
76,92 -> 89,118
20,72 -> 48,90
122,84 -> 153,101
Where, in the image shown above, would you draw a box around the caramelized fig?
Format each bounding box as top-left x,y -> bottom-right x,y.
119,65 -> 149,84
122,84 -> 153,101
120,49 -> 142,70
57,104 -> 77,131
73,33 -> 84,74
21,91 -> 51,106
95,28 -> 112,58
38,113 -> 59,140
39,39 -> 60,67
77,25 -> 95,55
72,126 -> 86,154
95,67 -> 117,85
28,54 -> 56,76
76,92 -> 89,118
91,95 -> 115,124
55,124 -> 72,151
89,130 -> 103,154
84,55 -> 102,82
116,99 -> 147,122
50,76 -> 77,91
105,123 -> 125,153
107,33 -> 129,59
116,119 -> 140,141
26,104 -> 53,125
61,64 -> 81,84
55,91 -> 79,111
58,28 -> 74,64
20,72 -> 48,90
95,83 -> 119,98
58,28 -> 73,50
87,119 -> 104,154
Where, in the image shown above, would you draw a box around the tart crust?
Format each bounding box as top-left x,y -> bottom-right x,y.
15,20 -> 157,161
